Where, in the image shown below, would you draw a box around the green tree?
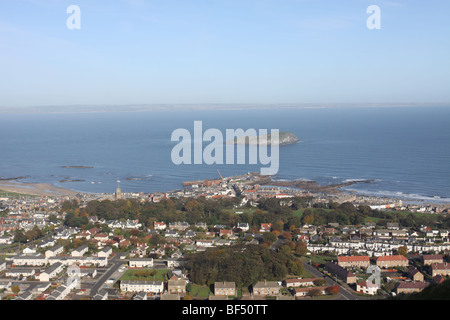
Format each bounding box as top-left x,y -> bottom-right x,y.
13,230 -> 27,244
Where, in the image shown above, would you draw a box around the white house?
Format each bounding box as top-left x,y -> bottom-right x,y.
71,245 -> 89,257
45,244 -> 64,258
129,258 -> 154,268
120,280 -> 164,294
98,246 -> 113,258
357,281 -> 379,295
39,262 -> 64,282
13,255 -> 47,266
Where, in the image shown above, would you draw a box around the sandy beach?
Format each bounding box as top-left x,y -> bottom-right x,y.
0,181 -> 80,197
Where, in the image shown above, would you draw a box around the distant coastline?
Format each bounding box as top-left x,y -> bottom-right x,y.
1,103 -> 449,114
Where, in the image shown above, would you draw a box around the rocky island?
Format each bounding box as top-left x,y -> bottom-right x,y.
225,131 -> 300,146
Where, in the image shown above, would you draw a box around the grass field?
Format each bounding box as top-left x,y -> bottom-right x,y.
119,269 -> 169,282
188,284 -> 212,299
0,190 -> 36,198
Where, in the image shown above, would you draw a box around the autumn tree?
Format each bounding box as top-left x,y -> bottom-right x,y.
397,246 -> 408,257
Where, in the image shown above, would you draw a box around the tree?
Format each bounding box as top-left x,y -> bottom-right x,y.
295,242 -> 308,256
262,232 -> 277,244
327,285 -> 340,295
11,285 -> 20,295
313,278 -> 327,286
397,246 -> 408,257
308,289 -> 322,297
13,230 -> 27,244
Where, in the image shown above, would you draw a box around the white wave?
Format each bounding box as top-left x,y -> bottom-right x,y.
343,178 -> 370,183
343,187 -> 450,203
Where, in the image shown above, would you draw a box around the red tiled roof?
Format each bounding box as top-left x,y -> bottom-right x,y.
377,255 -> 408,261
338,256 -> 370,262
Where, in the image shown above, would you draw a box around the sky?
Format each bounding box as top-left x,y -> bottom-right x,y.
0,0 -> 449,107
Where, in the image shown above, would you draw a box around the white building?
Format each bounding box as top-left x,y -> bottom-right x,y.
129,258 -> 154,268
45,244 -> 64,258
39,262 -> 64,282
120,280 -> 164,294
71,245 -> 89,257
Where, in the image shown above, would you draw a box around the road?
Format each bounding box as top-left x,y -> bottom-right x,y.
302,261 -> 364,300
89,255 -> 126,296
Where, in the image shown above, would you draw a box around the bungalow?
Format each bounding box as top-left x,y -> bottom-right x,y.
357,281 -> 379,295
219,229 -> 233,238
5,268 -> 36,278
214,282 -> 236,296
294,286 -> 328,297
196,240 -> 215,247
337,256 -> 371,269
67,267 -> 97,279
120,280 -> 164,294
129,258 -> 154,268
252,280 -> 281,296
236,223 -> 249,232
171,250 -> 183,259
93,233 -> 109,243
0,235 -> 14,245
168,222 -> 190,231
259,223 -> 272,233
184,230 -> 196,238
396,281 -> 429,294
387,223 -> 400,230
22,246 -> 37,255
165,230 -> 179,238
376,255 -> 409,269
12,255 -> 47,267
284,278 -> 316,288
374,229 -> 391,237
75,230 -> 91,240
391,230 -> 408,238
154,222 -> 166,231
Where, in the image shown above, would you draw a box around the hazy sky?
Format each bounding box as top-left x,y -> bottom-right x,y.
1,0 -> 449,107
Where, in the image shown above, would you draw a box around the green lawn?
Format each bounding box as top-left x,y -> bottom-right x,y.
188,284 -> 212,299
301,254 -> 336,266
0,190 -> 37,198
120,269 -> 169,282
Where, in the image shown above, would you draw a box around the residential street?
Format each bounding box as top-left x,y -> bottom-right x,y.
302,261 -> 365,300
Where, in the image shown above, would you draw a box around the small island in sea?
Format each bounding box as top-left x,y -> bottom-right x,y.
225,131 -> 300,146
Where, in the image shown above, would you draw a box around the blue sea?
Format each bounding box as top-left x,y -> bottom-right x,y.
1,106 -> 449,203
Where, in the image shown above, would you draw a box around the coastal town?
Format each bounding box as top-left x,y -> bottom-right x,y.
0,172 -> 449,301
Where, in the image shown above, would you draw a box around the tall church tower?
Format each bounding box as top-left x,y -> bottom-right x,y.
115,180 -> 122,200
